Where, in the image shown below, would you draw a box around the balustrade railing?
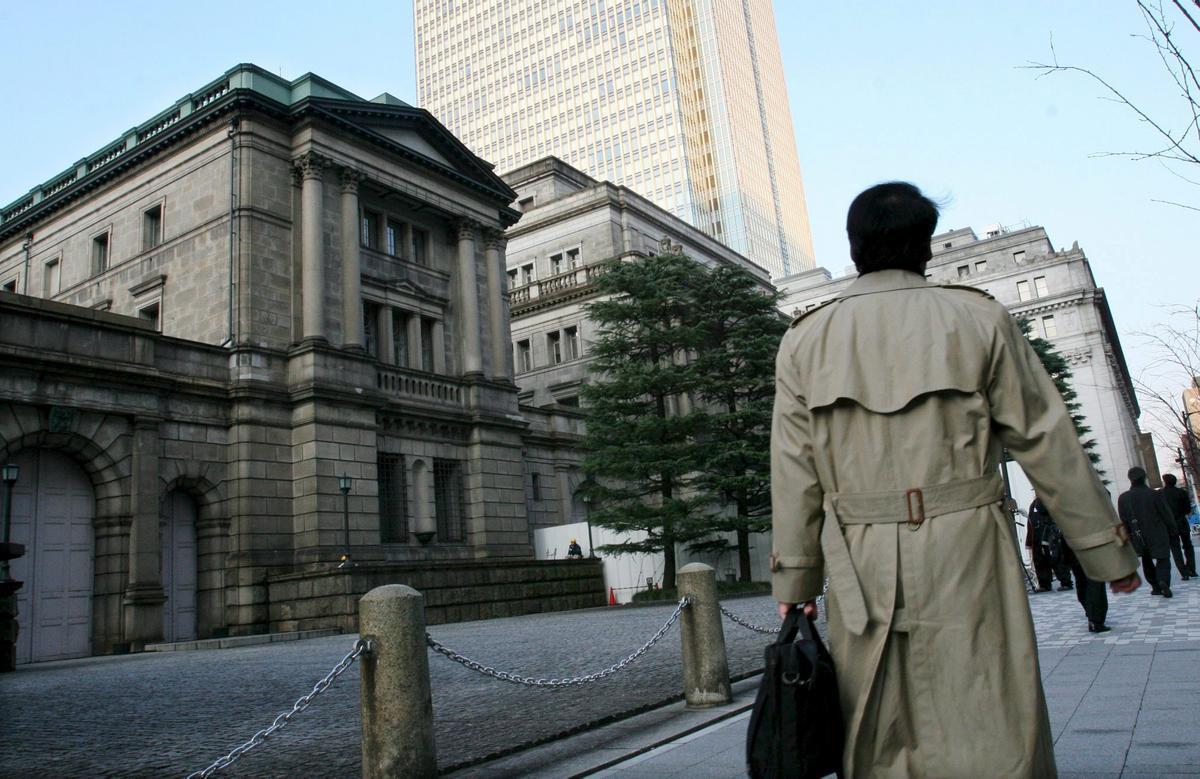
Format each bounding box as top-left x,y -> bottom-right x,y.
510,263 -> 607,308
376,366 -> 465,406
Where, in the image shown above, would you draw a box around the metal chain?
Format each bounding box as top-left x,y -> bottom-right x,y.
186,638 -> 369,779
719,604 -> 781,635
426,596 -> 690,687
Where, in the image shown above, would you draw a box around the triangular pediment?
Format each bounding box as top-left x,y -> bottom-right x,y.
360,123 -> 454,168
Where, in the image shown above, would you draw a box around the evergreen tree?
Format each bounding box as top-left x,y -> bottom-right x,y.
688,265 -> 787,581
1019,317 -> 1105,478
580,254 -> 708,590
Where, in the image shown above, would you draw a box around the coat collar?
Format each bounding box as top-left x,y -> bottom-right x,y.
838,269 -> 931,300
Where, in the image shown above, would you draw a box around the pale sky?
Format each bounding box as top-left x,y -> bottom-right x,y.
1,1 -> 1195,466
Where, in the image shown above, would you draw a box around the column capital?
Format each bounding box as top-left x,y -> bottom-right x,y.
340,167 -> 364,194
294,152 -> 330,180
484,231 -> 507,252
455,220 -> 479,242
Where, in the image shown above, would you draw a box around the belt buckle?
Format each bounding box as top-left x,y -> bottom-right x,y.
906,488 -> 926,530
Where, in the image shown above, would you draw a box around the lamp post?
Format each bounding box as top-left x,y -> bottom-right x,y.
582,493 -> 596,558
338,474 -> 353,569
1,464 -> 18,581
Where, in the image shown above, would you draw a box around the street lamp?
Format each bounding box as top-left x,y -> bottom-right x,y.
581,493 -> 596,559
1,464 -> 18,580
338,474 -> 353,569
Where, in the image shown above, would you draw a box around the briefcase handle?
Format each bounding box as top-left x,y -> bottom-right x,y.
777,609 -> 818,645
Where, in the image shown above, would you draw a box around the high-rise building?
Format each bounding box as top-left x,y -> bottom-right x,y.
414,0 -> 815,278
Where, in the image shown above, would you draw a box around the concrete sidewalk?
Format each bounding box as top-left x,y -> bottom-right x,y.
464,579 -> 1200,778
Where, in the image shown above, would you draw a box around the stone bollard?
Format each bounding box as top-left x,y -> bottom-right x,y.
359,585 -> 437,779
676,562 -> 732,707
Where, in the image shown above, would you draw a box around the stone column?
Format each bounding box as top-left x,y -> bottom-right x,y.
124,416 -> 165,646
431,320 -> 446,374
377,305 -> 394,365
676,563 -> 732,707
485,233 -> 509,381
340,168 -> 364,348
401,222 -> 414,262
296,153 -> 328,341
456,222 -> 483,376
407,314 -> 422,370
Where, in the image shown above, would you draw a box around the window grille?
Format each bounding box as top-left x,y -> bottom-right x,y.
434,459 -> 466,542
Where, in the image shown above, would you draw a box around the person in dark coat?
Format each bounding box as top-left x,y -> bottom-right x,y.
1118,467 -> 1176,597
1034,495 -> 1110,632
1160,473 -> 1196,578
1026,498 -> 1074,591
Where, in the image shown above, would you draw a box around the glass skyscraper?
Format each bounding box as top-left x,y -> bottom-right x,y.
415,0 -> 815,278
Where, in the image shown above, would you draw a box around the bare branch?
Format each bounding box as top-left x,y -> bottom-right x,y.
1151,197 -> 1200,210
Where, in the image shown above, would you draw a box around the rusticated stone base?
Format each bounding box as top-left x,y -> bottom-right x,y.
267,559 -> 605,634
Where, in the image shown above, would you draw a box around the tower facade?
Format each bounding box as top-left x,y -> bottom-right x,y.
415,0 -> 815,278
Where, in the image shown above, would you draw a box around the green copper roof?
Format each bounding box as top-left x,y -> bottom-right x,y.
1,64 -> 410,225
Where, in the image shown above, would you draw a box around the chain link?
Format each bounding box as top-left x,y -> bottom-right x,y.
426,596 -> 690,687
186,638 -> 368,779
719,604 -> 781,635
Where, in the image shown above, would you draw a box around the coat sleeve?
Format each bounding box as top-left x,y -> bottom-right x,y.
770,331 -> 826,604
986,310 -> 1138,582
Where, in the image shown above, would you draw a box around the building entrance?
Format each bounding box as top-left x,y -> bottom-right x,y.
9,449 -> 95,664
160,490 -> 197,643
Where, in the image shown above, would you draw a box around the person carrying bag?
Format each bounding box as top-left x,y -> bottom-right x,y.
746,609 -> 844,779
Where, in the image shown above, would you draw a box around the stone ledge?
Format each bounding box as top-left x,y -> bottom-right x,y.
145,628 -> 340,652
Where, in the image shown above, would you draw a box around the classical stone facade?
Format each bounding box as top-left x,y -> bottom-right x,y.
0,65 -> 597,664
776,225 -> 1144,496
499,156 -> 775,537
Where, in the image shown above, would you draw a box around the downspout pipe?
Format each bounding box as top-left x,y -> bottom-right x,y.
21,234 -> 32,295
226,117 -> 240,348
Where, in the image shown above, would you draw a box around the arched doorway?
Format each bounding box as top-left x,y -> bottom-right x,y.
160,490 -> 197,643
9,449 -> 95,664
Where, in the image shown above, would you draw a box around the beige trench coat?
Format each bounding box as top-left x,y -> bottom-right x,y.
770,270 -> 1138,778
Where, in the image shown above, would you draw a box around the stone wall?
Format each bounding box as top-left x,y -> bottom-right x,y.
267,559 -> 605,633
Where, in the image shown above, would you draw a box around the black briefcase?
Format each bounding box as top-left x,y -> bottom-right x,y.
746,610 -> 844,779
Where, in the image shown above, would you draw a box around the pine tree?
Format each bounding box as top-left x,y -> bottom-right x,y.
688,265 -> 787,581
1019,317 -> 1105,479
580,253 -> 709,590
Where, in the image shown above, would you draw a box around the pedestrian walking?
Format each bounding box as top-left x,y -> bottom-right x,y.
1027,497 -> 1074,592
1119,467 -> 1177,596
1160,473 -> 1196,578
770,182 -> 1140,778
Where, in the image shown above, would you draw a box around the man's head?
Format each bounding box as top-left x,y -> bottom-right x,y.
846,182 -> 939,275
1163,473 -> 1178,487
1128,466 -> 1147,485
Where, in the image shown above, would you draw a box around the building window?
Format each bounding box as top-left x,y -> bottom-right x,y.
1034,276 -> 1049,297
957,265 -> 970,279
361,210 -> 381,249
507,268 -> 519,287
378,453 -> 408,543
363,302 -> 379,356
943,242 -> 953,249
386,220 -> 403,257
566,247 -> 581,268
433,459 -> 465,542
550,252 -> 564,275
1013,250 -> 1026,264
1016,280 -> 1032,302
92,233 -> 110,276
521,263 -> 535,285
1042,315 -> 1058,339
143,205 -> 163,250
558,395 -> 580,407
548,331 -> 563,364
139,302 -> 161,331
421,318 -> 436,372
43,259 -> 60,297
531,472 -> 542,501
975,260 -> 988,274
564,326 -> 580,360
516,339 -> 532,372
413,229 -> 429,265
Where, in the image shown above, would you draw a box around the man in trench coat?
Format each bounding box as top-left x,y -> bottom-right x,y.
771,182 -> 1140,778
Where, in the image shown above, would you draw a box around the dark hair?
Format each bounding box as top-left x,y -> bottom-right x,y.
1163,473 -> 1177,487
846,182 -> 939,274
1128,466 -> 1147,483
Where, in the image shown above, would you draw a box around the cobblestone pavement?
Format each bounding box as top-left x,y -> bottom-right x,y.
0,596 -> 783,778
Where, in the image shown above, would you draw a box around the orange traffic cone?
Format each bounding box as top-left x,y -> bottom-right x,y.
609,587 -> 618,606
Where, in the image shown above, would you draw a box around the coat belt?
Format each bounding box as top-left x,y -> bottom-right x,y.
819,472 -> 1005,635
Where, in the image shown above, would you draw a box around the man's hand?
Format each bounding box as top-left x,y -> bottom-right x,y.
778,600 -> 818,620
1109,572 -> 1141,594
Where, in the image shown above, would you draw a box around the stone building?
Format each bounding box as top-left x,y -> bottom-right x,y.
500,155 -> 775,545
776,225 -> 1143,496
0,65 -> 600,665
